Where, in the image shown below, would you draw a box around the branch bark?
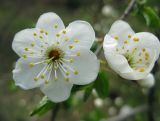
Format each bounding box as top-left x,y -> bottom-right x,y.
51,104 -> 60,121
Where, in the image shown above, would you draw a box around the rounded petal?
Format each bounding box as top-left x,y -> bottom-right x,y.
36,12 -> 65,41
13,57 -> 47,90
108,20 -> 135,44
40,74 -> 73,102
65,49 -> 99,85
63,20 -> 95,50
103,35 -> 118,52
138,73 -> 155,88
12,28 -> 48,57
104,51 -> 133,74
130,32 -> 160,60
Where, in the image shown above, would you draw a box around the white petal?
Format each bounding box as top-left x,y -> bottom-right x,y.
138,73 -> 155,88
103,35 -> 118,52
12,28 -> 48,57
104,51 -> 133,74
13,57 -> 47,90
130,32 -> 160,60
63,20 -> 95,50
65,49 -> 99,85
108,20 -> 135,45
36,12 -> 65,41
40,73 -> 73,102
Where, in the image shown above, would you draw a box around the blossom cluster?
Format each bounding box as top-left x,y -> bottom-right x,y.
12,12 -> 160,102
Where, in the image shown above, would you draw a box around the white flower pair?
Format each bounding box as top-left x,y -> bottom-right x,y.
12,12 -> 160,102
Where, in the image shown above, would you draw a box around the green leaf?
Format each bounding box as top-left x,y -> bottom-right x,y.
30,96 -> 55,116
83,85 -> 93,101
94,71 -> 109,98
142,6 -> 160,28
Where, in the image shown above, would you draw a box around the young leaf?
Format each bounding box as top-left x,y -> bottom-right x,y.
30,96 -> 55,116
142,6 -> 160,28
94,71 -> 109,98
83,85 -> 93,101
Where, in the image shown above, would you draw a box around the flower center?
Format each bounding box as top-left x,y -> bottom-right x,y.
49,50 -> 61,61
46,45 -> 64,62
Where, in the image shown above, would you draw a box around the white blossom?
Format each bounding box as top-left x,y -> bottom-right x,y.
103,20 -> 160,80
12,12 -> 99,102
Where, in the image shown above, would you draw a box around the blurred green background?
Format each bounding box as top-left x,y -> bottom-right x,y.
0,0 -> 160,121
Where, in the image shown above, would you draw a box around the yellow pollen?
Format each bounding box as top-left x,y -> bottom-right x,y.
76,52 -> 81,56
54,77 -> 58,81
139,58 -> 142,62
69,45 -> 74,49
22,54 -> 27,58
33,33 -> 37,36
62,30 -> 66,34
31,43 -> 35,47
114,36 -> 119,40
56,41 -> 60,45
66,71 -> 70,76
122,46 -> 125,49
40,30 -> 44,33
65,38 -> 69,41
39,36 -> 43,39
30,51 -> 34,54
24,48 -> 29,51
74,40 -> 79,43
142,48 -> 146,52
145,53 -> 149,57
128,34 -> 132,38
45,42 -> 48,44
124,40 -> 128,44
56,33 -> 60,37
45,80 -> 49,84
74,71 -> 78,75
145,57 -> 148,60
29,63 -> 34,68
133,38 -> 139,42
45,32 -> 48,35
139,68 -> 145,72
40,74 -> 45,79
54,24 -> 58,28
65,78 -> 70,81
116,48 -> 119,51
69,59 -> 73,63
34,77 -> 38,81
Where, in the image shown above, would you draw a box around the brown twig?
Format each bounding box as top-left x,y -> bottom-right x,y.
51,104 -> 60,121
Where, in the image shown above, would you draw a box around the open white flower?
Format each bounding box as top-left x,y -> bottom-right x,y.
12,12 -> 99,102
103,20 -> 160,80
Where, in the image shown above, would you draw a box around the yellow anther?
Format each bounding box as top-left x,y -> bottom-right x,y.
142,48 -> 146,52
62,30 -> 66,34
40,74 -> 45,79
74,71 -> 78,75
139,58 -> 142,62
122,46 -> 125,49
69,59 -> 73,63
30,51 -> 34,54
116,48 -> 119,51
114,36 -> 119,40
45,32 -> 48,35
56,33 -> 60,37
76,52 -> 81,56
54,77 -> 58,81
29,63 -> 34,68
69,45 -> 74,49
139,68 -> 145,72
128,34 -> 132,38
56,41 -> 60,45
124,40 -> 128,44
54,24 -> 58,28
33,33 -> 37,36
74,40 -> 79,43
66,71 -> 70,76
31,43 -> 35,47
39,36 -> 43,39
41,45 -> 44,48
22,54 -> 27,59
40,30 -> 44,33
65,78 -> 70,82
65,38 -> 69,41
45,42 -> 48,44
34,77 -> 38,81
45,80 -> 49,84
133,38 -> 139,42
24,48 -> 29,51
145,57 -> 149,60
145,53 -> 149,57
